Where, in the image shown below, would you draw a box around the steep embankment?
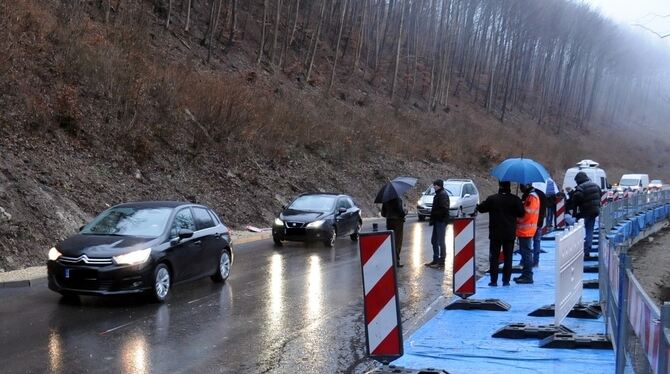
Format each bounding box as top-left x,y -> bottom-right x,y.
0,1 -> 667,271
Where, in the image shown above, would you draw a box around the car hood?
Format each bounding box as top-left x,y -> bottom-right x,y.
57,234 -> 158,257
280,209 -> 330,223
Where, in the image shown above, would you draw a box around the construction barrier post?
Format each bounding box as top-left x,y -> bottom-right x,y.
446,217 -> 510,312
358,230 -> 403,364
556,197 -> 566,229
615,253 -> 630,374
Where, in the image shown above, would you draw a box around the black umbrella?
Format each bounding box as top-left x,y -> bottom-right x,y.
374,176 -> 418,203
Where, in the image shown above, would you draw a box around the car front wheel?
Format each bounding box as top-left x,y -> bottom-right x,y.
151,263 -> 171,303
418,215 -> 425,222
273,234 -> 283,247
211,249 -> 232,283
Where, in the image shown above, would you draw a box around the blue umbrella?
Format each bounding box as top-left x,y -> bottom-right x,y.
491,158 -> 550,184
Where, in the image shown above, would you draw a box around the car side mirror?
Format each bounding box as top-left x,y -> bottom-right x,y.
178,229 -> 194,240
282,205 -> 286,210
338,207 -> 347,214
464,194 -> 471,198
79,225 -> 85,231
607,184 -> 612,189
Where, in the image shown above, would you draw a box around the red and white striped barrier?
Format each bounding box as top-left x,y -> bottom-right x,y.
601,192 -> 608,207
556,198 -> 566,228
359,230 -> 403,362
453,218 -> 476,298
627,278 -> 661,370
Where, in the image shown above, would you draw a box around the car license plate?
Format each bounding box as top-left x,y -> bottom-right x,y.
64,268 -> 71,279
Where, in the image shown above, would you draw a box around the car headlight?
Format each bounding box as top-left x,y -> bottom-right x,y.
113,248 -> 152,265
274,218 -> 284,226
306,220 -> 326,228
48,247 -> 62,261
417,199 -> 423,206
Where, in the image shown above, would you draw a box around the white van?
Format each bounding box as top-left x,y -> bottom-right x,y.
617,174 -> 649,192
562,159 -> 609,192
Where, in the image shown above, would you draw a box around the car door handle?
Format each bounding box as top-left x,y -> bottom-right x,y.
194,240 -> 202,245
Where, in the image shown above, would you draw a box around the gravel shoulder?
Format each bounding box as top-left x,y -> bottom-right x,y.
629,225 -> 670,307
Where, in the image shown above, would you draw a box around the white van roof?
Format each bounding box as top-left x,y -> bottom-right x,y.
576,159 -> 599,168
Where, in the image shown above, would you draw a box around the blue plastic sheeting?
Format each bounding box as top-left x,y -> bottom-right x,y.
393,233 -> 614,373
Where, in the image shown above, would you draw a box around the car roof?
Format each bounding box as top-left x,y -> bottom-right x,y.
112,201 -> 203,209
446,179 -> 474,183
297,193 -> 349,198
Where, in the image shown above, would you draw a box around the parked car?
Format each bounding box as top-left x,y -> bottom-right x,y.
273,193 -> 362,247
649,179 -> 663,191
416,179 -> 479,220
47,201 -> 233,302
563,159 -> 609,193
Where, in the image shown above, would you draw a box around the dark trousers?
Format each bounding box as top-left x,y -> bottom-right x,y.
386,218 -> 404,260
489,239 -> 515,284
431,221 -> 448,263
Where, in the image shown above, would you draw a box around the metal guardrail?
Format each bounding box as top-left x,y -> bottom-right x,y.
598,190 -> 670,373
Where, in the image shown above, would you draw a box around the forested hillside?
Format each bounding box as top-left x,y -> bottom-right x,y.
0,0 -> 669,271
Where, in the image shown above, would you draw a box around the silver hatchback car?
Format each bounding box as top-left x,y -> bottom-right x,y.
416,179 -> 480,221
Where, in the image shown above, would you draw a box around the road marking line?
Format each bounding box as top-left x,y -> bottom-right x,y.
99,321 -> 134,335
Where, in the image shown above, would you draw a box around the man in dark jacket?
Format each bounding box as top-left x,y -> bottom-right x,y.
425,179 -> 450,268
572,171 -> 602,256
477,181 -> 525,286
382,197 -> 406,267
532,188 -> 547,267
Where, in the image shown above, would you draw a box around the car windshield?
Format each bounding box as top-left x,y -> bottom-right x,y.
651,180 -> 662,185
289,195 -> 337,213
620,179 -> 639,186
423,185 -> 457,196
81,207 -> 173,237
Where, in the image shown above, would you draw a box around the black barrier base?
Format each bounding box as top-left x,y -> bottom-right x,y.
528,303 -> 602,319
539,333 -> 613,349
486,265 -> 523,274
368,365 -> 449,374
492,323 -> 575,339
445,298 -> 510,311
583,279 -> 599,289
584,264 -> 599,273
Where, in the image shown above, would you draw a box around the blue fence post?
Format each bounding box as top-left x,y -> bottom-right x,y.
659,303 -> 670,374
615,251 -> 630,374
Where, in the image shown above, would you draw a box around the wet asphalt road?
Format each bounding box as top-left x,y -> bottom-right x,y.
0,215 -> 489,374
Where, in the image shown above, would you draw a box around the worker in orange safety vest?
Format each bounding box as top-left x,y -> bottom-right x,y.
514,183 -> 539,284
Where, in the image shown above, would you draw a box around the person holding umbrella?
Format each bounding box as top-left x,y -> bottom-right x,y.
476,181 -> 525,286
375,177 -> 417,267
425,179 -> 450,269
490,157 -> 550,284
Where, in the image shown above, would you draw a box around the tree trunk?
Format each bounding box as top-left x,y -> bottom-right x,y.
270,0 -> 283,64
184,0 -> 192,31
305,0 -> 328,83
258,0 -> 269,65
390,0 -> 406,100
329,0 -> 348,91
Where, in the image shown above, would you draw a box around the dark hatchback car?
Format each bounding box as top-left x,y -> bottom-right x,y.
47,201 -> 233,302
272,193 -> 362,247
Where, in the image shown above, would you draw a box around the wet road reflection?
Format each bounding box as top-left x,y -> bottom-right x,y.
0,217 -> 490,374
121,333 -> 149,374
48,329 -> 62,374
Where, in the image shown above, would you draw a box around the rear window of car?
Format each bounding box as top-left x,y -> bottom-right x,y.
193,207 -> 215,230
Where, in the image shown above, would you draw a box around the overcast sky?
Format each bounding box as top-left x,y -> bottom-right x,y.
581,0 -> 670,38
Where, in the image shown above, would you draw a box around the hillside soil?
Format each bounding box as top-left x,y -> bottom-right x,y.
629,225 -> 670,307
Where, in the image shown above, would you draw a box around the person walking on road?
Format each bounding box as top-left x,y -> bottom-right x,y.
476,181 -> 524,286
532,188 -> 547,267
572,171 -> 602,257
382,197 -> 406,267
425,179 -> 450,269
514,183 -> 540,284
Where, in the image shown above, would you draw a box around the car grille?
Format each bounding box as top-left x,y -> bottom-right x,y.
425,203 -> 433,207
284,221 -> 306,228
59,278 -> 115,291
58,255 -> 114,266
286,228 -> 307,236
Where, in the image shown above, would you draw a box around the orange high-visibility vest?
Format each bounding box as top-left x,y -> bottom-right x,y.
516,192 -> 540,238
